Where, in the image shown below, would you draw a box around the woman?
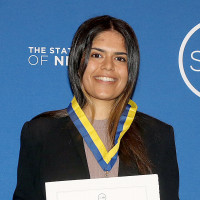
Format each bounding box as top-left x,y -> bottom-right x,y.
13,15 -> 179,200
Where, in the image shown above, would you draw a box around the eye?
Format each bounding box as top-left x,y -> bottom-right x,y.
91,53 -> 102,58
115,56 -> 126,62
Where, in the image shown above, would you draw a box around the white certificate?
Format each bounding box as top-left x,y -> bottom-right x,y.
45,174 -> 160,200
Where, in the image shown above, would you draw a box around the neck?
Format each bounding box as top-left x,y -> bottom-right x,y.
83,98 -> 114,120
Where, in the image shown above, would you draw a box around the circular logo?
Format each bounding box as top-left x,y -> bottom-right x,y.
178,24 -> 200,97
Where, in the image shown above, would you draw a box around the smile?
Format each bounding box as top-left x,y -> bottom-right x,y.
95,76 -> 116,82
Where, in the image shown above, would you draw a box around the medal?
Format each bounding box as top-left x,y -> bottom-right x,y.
67,97 -> 137,171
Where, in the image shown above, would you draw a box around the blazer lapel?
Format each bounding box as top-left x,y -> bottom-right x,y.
67,118 -> 90,179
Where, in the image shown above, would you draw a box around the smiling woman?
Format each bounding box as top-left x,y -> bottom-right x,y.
13,15 -> 179,200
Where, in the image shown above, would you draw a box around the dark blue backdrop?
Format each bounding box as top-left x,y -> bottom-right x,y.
0,1 -> 200,199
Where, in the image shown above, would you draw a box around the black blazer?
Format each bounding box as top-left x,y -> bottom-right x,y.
13,111 -> 179,200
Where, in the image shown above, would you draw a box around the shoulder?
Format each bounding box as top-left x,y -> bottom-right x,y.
135,111 -> 172,130
134,111 -> 175,147
20,110 -> 73,144
134,111 -> 173,136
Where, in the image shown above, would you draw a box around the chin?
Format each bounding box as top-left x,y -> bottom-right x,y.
92,94 -> 118,101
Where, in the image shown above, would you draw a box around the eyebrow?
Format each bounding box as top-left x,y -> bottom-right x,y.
91,47 -> 127,55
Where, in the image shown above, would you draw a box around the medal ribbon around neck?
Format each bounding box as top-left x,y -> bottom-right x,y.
67,97 -> 137,171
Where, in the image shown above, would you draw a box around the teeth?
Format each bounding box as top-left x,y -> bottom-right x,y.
95,77 -> 115,82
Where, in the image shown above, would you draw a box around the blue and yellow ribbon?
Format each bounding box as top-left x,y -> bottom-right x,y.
67,97 -> 137,171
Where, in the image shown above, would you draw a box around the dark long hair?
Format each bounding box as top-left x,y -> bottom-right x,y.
34,15 -> 152,174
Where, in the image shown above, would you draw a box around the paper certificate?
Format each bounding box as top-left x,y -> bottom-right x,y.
45,174 -> 160,200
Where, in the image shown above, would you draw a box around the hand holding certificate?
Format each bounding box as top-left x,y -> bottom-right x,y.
46,174 -> 160,200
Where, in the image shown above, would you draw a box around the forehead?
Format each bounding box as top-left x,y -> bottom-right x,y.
92,30 -> 126,50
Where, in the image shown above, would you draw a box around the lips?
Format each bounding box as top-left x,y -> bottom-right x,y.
95,76 -> 116,82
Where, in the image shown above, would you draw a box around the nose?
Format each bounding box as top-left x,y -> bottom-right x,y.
101,56 -> 114,71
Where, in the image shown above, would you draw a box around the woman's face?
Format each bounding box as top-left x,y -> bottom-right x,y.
82,30 -> 128,103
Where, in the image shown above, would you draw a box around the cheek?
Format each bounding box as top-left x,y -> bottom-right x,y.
82,72 -> 89,90
83,62 -> 97,78
82,66 -> 94,90
119,67 -> 129,84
